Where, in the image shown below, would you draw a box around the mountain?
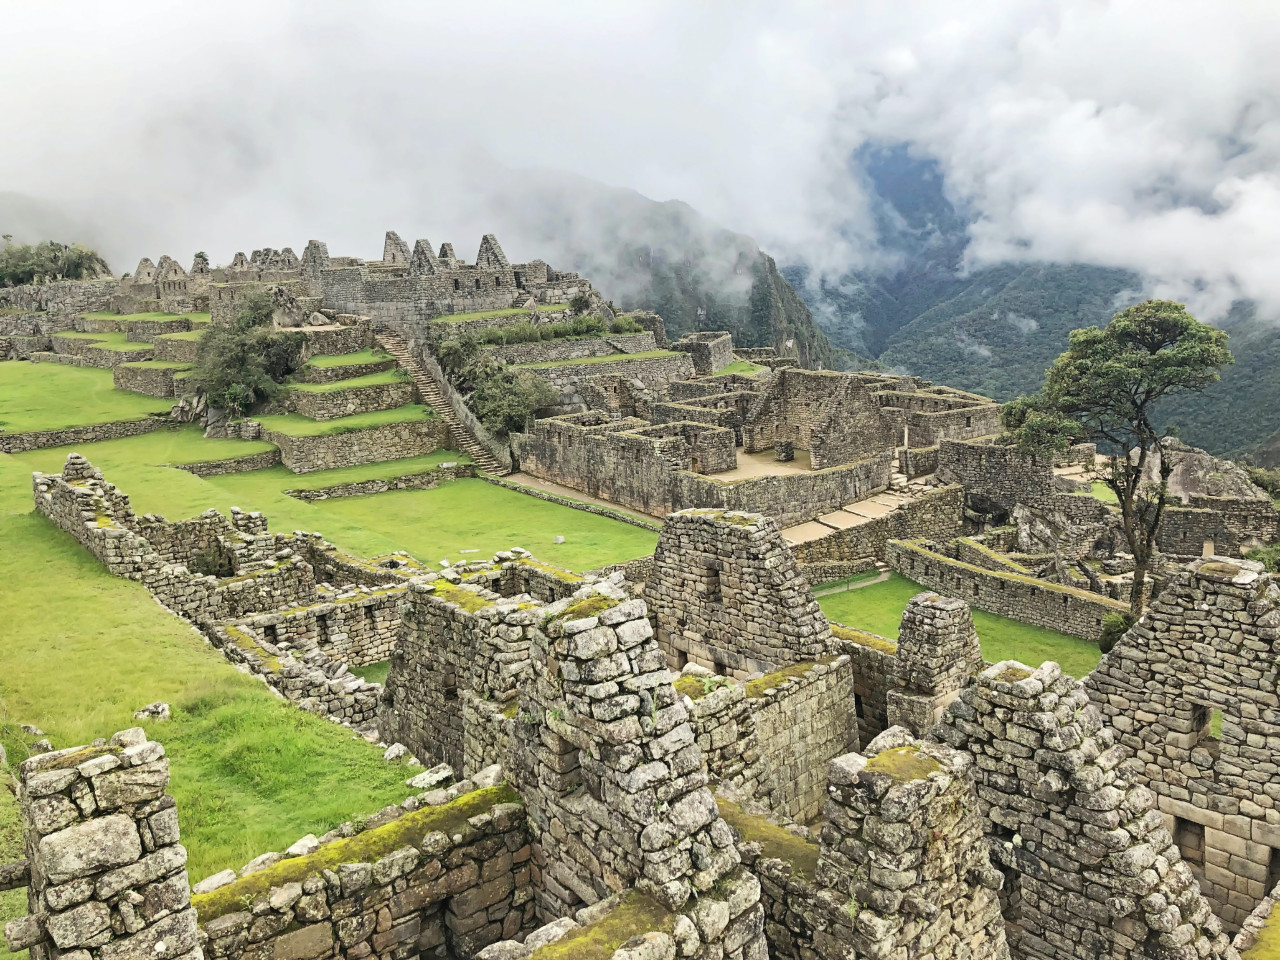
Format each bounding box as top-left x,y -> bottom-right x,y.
786,146 -> 1280,459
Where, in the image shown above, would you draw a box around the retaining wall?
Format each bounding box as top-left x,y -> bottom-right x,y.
267,418 -> 448,473
285,378 -> 415,421
1,416 -> 168,454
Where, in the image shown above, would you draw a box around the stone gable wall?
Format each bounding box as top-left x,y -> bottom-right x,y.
671,332 -> 734,376
886,538 -> 1126,640
1158,496 -> 1280,557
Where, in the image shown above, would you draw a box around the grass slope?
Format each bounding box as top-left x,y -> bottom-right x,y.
0,363 -> 173,432
82,311 -> 210,324
288,369 -> 408,393
305,348 -> 392,369
716,360 -> 766,376
254,404 -> 435,436
52,331 -> 152,351
818,572 -> 1101,679
434,304 -> 569,323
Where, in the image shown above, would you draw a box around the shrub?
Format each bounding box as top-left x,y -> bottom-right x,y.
568,292 -> 591,315
1098,611 -> 1136,654
610,316 -> 644,334
1247,466 -> 1280,500
1245,543 -> 1280,573
469,369 -> 557,437
190,288 -> 304,416
0,236 -> 110,286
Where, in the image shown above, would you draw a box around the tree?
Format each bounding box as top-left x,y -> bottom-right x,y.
0,236 -> 110,286
1001,300 -> 1233,615
469,369 -> 556,437
190,287 -> 303,417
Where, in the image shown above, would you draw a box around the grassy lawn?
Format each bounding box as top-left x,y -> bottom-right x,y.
0,783 -> 22,960
0,492 -> 413,902
516,349 -> 681,369
118,360 -> 193,370
717,360 -> 766,376
52,331 -> 152,352
254,404 -> 435,436
434,303 -> 569,323
818,572 -> 1101,679
289,369 -> 408,393
1087,481 -> 1119,505
305,348 -> 392,368
0,363 -> 173,432
158,329 -> 207,342
349,661 -> 391,686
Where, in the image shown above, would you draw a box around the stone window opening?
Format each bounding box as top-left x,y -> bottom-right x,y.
703,562 -> 722,604
316,613 -> 330,646
442,663 -> 458,700
363,604 -> 376,630
263,623 -> 279,646
475,278 -> 482,290
1188,702 -> 1223,757
1173,816 -> 1205,879
453,278 -> 461,291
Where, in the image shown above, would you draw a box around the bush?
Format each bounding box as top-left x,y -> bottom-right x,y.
469,369 -> 557,437
610,316 -> 644,334
190,288 -> 303,416
0,236 -> 110,286
1247,466 -> 1280,500
1098,611 -> 1136,654
467,315 -> 608,347
568,292 -> 592,315
1245,543 -> 1280,573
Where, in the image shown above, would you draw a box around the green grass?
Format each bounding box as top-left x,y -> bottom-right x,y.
118,360 -> 194,370
815,570 -> 884,591
288,369 -> 408,393
254,404 -> 435,437
0,363 -> 174,432
1087,481 -> 1119,505
349,660 -> 390,686
717,360 -> 766,376
0,781 -> 23,960
305,348 -> 392,369
52,331 -> 152,352
0,505 -> 413,890
82,311 -> 210,324
434,303 -> 570,324
818,572 -> 1101,679
277,451 -> 471,489
515,349 -> 682,370
158,329 -> 207,342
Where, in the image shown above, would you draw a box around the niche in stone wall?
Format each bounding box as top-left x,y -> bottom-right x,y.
702,561 -> 722,604
1174,816 -> 1206,883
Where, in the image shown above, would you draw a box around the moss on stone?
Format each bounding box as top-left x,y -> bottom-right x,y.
551,595 -> 616,622
513,556 -> 584,582
743,657 -> 838,699
673,675 -> 732,701
1244,911 -> 1280,960
429,581 -> 495,614
1198,561 -> 1242,578
715,798 -> 819,879
527,889 -> 672,960
40,743 -> 122,771
995,666 -> 1032,683
193,784 -> 520,924
864,746 -> 941,782
830,623 -> 898,655
500,701 -> 520,719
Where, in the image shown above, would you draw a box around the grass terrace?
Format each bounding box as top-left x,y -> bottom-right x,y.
0,363 -> 173,432
254,404 -> 435,436
434,303 -> 570,323
52,330 -> 151,351
117,360 -> 194,370
515,349 -> 682,370
304,348 -> 393,368
288,369 -> 408,393
158,329 -> 208,342
718,360 -> 767,376
82,311 -> 211,324
817,571 -> 1101,679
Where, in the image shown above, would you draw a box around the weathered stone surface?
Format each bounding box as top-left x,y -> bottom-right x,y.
40,814 -> 142,885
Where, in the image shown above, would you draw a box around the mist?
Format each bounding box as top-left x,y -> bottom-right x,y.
3,1 -> 1279,317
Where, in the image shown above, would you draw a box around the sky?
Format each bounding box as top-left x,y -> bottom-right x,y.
3,1 -> 1279,316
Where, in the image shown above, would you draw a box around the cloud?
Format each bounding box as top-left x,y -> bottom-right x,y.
2,1 -> 1279,317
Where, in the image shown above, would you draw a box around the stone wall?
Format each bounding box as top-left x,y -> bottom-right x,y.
151,336 -> 200,364
830,627 -> 897,745
483,332 -> 657,366
285,462 -> 474,500
266,418 -> 448,473
791,484 -> 965,565
936,659 -> 1237,960
671,331 -> 734,376
522,353 -> 695,396
647,510 -> 833,677
0,277 -> 117,314
2,416 -> 169,455
176,450 -> 283,477
1086,556 -> 1280,931
301,357 -> 398,384
899,444 -> 939,478
885,593 -> 985,735
938,438 -> 1057,512
1158,495 -> 1280,557
244,588 -> 403,667
284,378 -> 415,421
113,364 -> 188,398
194,783 -> 532,960
886,537 -> 1127,640
2,728 -> 200,960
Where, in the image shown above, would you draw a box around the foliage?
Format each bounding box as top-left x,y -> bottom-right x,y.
0,235 -> 110,286
1001,300 -> 1233,614
190,289 -> 303,416
1098,611 -> 1137,654
472,315 -> 607,346
470,369 -> 557,437
568,292 -> 592,315
609,316 -> 644,334
1247,466 -> 1280,500
1245,544 -> 1280,573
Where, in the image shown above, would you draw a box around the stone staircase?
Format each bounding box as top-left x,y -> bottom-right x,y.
376,332 -> 510,475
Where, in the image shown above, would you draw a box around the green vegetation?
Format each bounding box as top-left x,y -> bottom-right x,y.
528,890 -> 671,960
1241,911 -> 1280,960
516,349 -> 681,369
864,745 -> 941,781
672,674 -> 732,701
436,332 -> 556,437
553,595 -> 617,622
745,659 -> 836,699
255,404 -> 436,437
193,785 -> 519,922
82,311 -> 210,324
52,330 -> 150,352
1245,543 -> 1280,573
1099,611 -> 1137,655
0,236 -> 108,286
190,288 -> 306,416
349,660 -> 390,686
829,623 -> 898,655
288,369 -> 408,393
1002,300 -> 1233,614
473,314 -> 610,346
0,503 -> 412,886
159,329 -> 210,342
1087,480 -> 1119,505
715,797 -> 819,878
0,779 -> 23,960
305,348 -> 391,368
0,363 -> 172,432
118,360 -> 193,370
434,304 -> 570,324
717,360 -> 766,376
818,572 -> 1101,679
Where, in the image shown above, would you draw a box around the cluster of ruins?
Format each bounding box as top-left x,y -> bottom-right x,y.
4,230 -> 1280,959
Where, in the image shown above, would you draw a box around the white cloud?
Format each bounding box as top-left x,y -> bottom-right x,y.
2,1 -> 1279,316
